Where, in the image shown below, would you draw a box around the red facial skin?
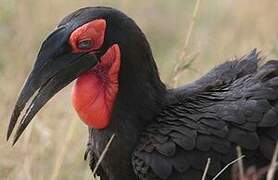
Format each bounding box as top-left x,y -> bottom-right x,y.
69,19 -> 106,52
69,19 -> 120,129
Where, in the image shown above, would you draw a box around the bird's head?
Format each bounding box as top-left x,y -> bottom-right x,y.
7,7 -> 165,144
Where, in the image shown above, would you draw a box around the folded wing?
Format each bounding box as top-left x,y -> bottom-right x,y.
132,50 -> 278,180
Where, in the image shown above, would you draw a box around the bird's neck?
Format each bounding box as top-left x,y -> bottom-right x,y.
89,46 -> 167,179
115,41 -> 166,132
84,19 -> 167,178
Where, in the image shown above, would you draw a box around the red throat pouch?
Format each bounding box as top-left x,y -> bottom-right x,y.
71,44 -> 120,128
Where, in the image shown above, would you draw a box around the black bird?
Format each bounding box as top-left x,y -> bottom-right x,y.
7,7 -> 278,180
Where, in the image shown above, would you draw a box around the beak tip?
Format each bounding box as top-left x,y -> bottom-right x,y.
7,124 -> 15,140
7,109 -> 21,141
7,125 -> 14,141
12,132 -> 21,146
6,134 -> 10,141
12,140 -> 17,146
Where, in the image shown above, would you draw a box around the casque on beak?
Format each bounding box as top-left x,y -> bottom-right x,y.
7,25 -> 98,144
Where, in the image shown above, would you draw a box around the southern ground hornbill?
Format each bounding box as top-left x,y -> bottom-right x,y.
7,7 -> 278,180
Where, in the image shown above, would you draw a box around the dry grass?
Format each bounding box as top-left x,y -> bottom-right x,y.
92,134 -> 115,177
266,142 -> 278,180
201,158 -> 211,180
1,0 -> 278,180
236,146 -> 244,179
212,155 -> 246,180
170,0 -> 202,87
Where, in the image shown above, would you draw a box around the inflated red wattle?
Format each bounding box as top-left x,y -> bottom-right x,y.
72,44 -> 120,128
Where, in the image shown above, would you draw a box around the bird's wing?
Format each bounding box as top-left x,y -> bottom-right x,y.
132,49 -> 278,180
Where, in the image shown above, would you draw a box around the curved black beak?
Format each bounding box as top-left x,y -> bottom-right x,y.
7,26 -> 98,144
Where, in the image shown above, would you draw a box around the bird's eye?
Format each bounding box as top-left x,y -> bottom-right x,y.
77,39 -> 93,49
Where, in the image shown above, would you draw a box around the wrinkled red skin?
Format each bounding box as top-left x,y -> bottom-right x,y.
69,19 -> 120,129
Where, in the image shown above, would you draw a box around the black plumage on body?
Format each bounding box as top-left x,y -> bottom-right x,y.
86,44 -> 278,179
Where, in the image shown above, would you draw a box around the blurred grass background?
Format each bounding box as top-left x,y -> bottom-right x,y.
0,0 -> 278,179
